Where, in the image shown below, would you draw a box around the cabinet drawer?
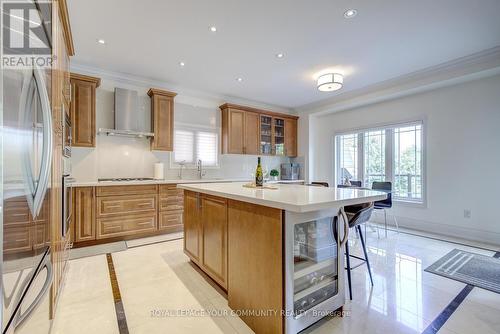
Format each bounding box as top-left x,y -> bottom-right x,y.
159,210 -> 183,232
4,225 -> 31,253
97,194 -> 157,217
159,196 -> 184,211
159,184 -> 183,194
97,184 -> 157,197
4,199 -> 30,225
97,214 -> 156,239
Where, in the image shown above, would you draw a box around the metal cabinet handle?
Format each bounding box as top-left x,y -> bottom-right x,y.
338,207 -> 350,247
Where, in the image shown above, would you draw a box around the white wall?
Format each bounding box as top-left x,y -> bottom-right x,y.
71,75 -> 293,182
304,74 -> 500,246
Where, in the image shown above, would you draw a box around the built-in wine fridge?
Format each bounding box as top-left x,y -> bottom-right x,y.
284,208 -> 348,334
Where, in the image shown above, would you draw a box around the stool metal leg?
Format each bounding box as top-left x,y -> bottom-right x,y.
384,209 -> 388,238
357,225 -> 374,286
345,240 -> 353,300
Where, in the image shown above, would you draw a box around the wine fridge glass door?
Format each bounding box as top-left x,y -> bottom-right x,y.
292,217 -> 338,314
284,209 -> 346,334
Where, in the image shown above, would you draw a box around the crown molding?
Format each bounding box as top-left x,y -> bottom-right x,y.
70,62 -> 294,114
296,46 -> 500,116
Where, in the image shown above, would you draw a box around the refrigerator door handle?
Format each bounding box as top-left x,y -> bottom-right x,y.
31,67 -> 53,218
13,255 -> 53,329
20,67 -> 53,218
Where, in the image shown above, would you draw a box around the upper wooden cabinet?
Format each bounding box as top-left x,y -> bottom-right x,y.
148,88 -> 177,151
70,73 -> 101,147
220,103 -> 298,157
285,118 -> 298,157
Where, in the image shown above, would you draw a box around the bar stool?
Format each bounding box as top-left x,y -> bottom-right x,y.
307,182 -> 374,300
372,181 -> 399,237
343,203 -> 375,300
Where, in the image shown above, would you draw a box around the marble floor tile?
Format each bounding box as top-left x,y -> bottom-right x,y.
51,230 -> 499,334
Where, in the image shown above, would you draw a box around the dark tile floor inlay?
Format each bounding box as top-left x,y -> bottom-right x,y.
422,251 -> 500,334
106,253 -> 130,334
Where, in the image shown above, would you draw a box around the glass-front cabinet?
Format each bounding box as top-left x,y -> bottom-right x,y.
274,118 -> 285,155
293,218 -> 338,315
260,115 -> 272,155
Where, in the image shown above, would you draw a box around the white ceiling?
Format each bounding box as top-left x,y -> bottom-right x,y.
67,0 -> 500,109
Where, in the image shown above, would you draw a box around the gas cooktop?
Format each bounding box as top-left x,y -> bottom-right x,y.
98,177 -> 154,182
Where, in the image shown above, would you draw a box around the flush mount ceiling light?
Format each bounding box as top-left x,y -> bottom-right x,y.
236,77 -> 243,82
317,73 -> 343,92
179,61 -> 185,67
97,39 -> 106,45
209,26 -> 217,32
344,9 -> 357,18
275,53 -> 284,59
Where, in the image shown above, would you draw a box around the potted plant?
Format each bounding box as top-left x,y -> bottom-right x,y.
270,169 -> 279,181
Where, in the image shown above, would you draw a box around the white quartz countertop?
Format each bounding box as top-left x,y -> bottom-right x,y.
72,178 -> 304,187
177,182 -> 387,213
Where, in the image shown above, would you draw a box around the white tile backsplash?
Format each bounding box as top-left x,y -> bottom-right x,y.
70,77 -> 294,181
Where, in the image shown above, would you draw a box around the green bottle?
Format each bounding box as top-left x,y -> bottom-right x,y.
255,157 -> 263,187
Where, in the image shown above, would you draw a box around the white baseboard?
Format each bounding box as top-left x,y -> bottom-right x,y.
369,210 -> 500,248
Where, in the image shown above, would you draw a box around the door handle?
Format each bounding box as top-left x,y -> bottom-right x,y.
20,68 -> 53,218
338,207 -> 350,247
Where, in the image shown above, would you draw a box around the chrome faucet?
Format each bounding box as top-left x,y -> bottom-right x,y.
197,159 -> 205,179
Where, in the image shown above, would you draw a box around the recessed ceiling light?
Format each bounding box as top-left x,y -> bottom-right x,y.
179,61 -> 185,67
276,53 -> 284,59
236,77 -> 243,82
344,9 -> 357,18
209,26 -> 217,32
97,39 -> 106,45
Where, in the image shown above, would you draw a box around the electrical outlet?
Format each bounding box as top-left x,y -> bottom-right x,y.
464,209 -> 471,219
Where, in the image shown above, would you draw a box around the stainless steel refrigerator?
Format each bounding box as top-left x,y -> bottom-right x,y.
1,2 -> 54,333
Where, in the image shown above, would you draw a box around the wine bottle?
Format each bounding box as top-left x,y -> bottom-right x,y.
255,157 -> 263,187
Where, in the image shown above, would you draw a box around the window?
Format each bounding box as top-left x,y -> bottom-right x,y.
364,130 -> 386,186
338,133 -> 359,183
173,127 -> 219,167
394,124 -> 422,200
335,121 -> 424,203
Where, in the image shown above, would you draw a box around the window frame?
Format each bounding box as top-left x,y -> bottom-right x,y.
170,123 -> 221,169
334,119 -> 426,207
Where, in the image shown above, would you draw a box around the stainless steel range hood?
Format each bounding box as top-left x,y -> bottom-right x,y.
98,88 -> 154,138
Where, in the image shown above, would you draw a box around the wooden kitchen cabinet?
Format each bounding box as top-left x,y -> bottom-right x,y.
184,191 -> 202,263
159,184 -> 184,233
285,118 -> 298,157
183,191 -> 228,289
201,195 -> 228,289
221,107 -> 245,154
73,187 -> 95,242
148,88 -> 177,151
70,73 -> 101,147
244,111 -> 260,155
220,103 -> 298,157
72,184 -> 184,246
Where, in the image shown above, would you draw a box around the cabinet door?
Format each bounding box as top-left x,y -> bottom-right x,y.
201,195 -> 228,289
273,117 -> 285,156
244,111 -> 260,155
74,187 -> 95,242
285,118 -> 297,157
183,192 -> 202,264
151,95 -> 174,151
71,79 -> 96,147
226,109 -> 245,154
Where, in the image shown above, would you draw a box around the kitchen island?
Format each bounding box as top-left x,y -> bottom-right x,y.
178,182 -> 386,334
